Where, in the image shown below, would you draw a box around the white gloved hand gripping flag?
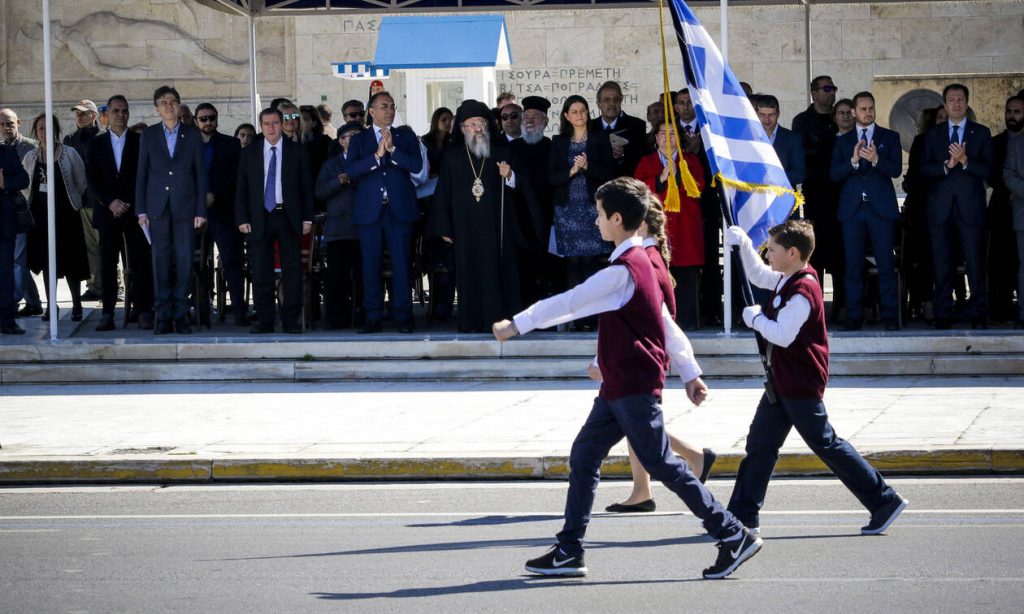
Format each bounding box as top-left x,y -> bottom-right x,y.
667,0 -> 802,249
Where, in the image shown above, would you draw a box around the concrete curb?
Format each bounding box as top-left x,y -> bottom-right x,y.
1,448 -> 1022,484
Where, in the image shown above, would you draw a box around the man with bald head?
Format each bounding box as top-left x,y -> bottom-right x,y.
0,108 -> 42,317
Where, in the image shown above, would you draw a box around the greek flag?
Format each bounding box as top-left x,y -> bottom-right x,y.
668,0 -> 800,248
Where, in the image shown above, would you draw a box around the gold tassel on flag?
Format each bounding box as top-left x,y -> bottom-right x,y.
658,0 -> 701,212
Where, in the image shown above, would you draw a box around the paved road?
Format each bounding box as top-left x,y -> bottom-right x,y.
2,477 -> 1022,613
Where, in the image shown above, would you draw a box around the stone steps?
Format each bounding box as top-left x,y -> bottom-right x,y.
1,332 -> 1022,383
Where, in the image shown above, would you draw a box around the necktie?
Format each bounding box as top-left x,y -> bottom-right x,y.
860,128 -> 868,143
685,125 -> 693,135
950,124 -> 960,145
264,146 -> 277,212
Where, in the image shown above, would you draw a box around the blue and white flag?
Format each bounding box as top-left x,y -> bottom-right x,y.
668,0 -> 801,248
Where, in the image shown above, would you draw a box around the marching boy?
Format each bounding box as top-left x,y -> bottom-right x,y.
724,220 -> 907,536
493,177 -> 762,580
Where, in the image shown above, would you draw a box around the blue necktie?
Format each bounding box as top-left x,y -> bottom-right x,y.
860,128 -> 868,144
950,125 -> 959,145
264,146 -> 277,212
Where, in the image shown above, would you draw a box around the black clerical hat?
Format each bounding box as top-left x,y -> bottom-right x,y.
456,100 -> 491,124
521,96 -> 551,113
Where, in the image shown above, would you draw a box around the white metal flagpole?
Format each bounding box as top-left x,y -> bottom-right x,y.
42,0 -> 57,341
248,11 -> 259,125
720,0 -> 733,335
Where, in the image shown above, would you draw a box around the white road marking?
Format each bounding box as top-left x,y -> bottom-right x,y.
1,509 -> 1023,521
0,476 -> 1020,495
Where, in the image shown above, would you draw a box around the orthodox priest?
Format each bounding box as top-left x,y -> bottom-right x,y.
430,100 -> 540,333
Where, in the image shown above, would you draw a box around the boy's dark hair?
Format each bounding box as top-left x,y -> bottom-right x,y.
152,85 -> 180,106
594,177 -> 650,231
768,219 -> 816,261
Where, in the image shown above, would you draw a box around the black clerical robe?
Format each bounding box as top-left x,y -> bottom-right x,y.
430,142 -> 536,332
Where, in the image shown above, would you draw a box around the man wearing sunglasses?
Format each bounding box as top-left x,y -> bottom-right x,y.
500,104 -> 523,142
793,76 -> 843,319
195,103 -> 246,326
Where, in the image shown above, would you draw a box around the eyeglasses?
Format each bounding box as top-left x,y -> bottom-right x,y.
373,104 -> 398,111
501,113 -> 520,121
196,115 -> 217,123
282,113 -> 301,120
816,85 -> 838,93
346,111 -> 366,119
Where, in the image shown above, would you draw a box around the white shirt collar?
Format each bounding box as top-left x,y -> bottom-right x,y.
856,123 -> 876,138
642,237 -> 658,248
109,129 -> 126,144
263,137 -> 282,155
609,236 -> 643,263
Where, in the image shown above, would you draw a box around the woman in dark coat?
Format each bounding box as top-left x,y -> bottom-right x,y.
22,115 -> 89,320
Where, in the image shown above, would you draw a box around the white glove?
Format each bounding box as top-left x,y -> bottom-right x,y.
725,225 -> 751,248
742,304 -> 762,328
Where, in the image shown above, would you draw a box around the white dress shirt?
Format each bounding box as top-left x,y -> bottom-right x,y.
263,138 -> 284,204
514,236 -> 702,382
109,129 -> 126,172
734,239 -> 811,348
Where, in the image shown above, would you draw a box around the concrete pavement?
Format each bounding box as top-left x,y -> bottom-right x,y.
1,376 -> 1022,483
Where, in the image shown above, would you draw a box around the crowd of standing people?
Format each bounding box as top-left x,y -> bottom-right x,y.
1,76 -> 1023,335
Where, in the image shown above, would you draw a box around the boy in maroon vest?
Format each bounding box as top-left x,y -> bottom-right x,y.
724,221 -> 907,537
493,177 -> 762,580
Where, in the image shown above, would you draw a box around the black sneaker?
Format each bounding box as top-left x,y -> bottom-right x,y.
861,494 -> 908,535
702,528 -> 763,579
525,545 -> 587,577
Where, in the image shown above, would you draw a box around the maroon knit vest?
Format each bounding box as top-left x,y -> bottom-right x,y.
646,245 -> 677,319
598,245 -> 667,400
764,266 -> 829,399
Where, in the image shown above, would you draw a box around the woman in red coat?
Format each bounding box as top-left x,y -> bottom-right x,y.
634,119 -> 706,330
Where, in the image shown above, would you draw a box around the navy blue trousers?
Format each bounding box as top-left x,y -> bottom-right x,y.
728,393 -> 896,528
357,207 -> 413,325
842,206 -> 899,323
557,394 -> 742,556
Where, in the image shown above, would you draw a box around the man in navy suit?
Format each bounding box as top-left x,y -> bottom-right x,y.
86,95 -> 153,331
195,102 -> 246,326
830,91 -> 903,331
757,95 -> 806,191
136,85 -> 207,335
236,108 -> 314,334
345,91 -> 422,333
919,83 -> 993,329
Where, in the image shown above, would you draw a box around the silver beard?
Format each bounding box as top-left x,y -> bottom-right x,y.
466,130 -> 491,159
522,125 -> 545,145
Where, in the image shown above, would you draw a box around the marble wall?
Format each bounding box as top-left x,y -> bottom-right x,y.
1,0 -> 1022,137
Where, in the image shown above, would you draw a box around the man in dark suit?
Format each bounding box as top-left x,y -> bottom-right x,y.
136,85 -> 207,335
346,91 -> 423,333
236,107 -> 314,334
589,81 -> 648,178
919,83 -> 994,329
86,95 -> 153,331
987,96 -> 1024,323
757,95 -> 806,190
195,102 -> 246,326
829,91 -> 903,331
0,137 -> 30,334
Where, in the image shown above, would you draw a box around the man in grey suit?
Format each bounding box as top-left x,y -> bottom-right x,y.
136,85 -> 207,334
1003,96 -> 1024,328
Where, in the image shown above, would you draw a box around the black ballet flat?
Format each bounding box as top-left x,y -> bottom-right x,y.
604,499 -> 656,513
699,448 -> 717,484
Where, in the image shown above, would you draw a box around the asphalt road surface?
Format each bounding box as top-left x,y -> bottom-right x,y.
2,477 -> 1022,613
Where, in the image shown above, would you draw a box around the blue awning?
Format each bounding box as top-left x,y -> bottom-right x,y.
373,15 -> 512,70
